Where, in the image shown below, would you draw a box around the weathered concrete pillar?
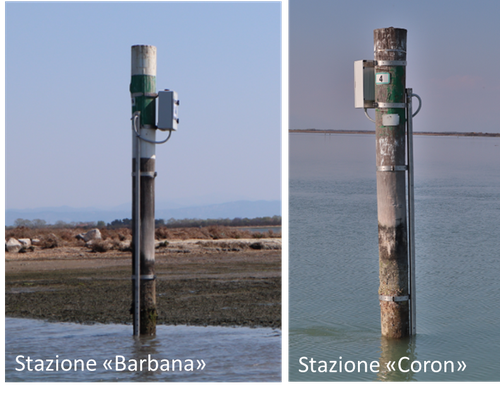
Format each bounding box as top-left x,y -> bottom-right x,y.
374,27 -> 409,338
131,45 -> 157,336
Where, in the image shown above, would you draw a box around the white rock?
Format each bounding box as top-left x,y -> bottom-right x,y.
83,229 -> 102,242
18,238 -> 32,247
6,238 -> 22,253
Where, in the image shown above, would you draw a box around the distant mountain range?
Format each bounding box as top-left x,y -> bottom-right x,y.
5,200 -> 281,227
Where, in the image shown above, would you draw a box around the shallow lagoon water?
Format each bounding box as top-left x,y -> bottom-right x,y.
5,317 -> 281,382
289,134 -> 500,381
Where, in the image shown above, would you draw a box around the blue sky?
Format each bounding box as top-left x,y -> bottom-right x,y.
290,0 -> 500,133
5,1 -> 281,210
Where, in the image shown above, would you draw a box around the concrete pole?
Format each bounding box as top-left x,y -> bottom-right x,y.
374,28 -> 409,338
131,45 -> 157,336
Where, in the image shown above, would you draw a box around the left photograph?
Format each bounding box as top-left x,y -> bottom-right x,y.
5,1 -> 282,382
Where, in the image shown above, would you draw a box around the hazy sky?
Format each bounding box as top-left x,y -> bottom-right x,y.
290,0 -> 500,133
5,1 -> 281,210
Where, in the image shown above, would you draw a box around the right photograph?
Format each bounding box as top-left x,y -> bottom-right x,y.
288,0 -> 500,382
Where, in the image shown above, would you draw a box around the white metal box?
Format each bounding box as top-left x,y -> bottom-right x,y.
157,90 -> 179,131
354,60 -> 375,108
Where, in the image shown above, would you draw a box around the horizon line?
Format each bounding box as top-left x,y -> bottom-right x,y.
289,129 -> 500,137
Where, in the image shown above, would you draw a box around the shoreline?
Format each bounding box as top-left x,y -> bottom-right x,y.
5,240 -> 281,329
5,316 -> 280,330
289,129 -> 500,137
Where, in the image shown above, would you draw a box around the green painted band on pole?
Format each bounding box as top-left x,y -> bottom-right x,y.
375,66 -> 406,136
385,66 -> 405,102
130,74 -> 156,93
130,74 -> 156,126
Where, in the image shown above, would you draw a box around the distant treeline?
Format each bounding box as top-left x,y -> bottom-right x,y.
9,216 -> 281,230
11,218 -> 104,230
108,216 -> 281,229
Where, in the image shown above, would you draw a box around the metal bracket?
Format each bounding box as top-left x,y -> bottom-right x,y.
376,60 -> 407,66
131,92 -> 159,98
376,102 -> 406,109
379,295 -> 409,302
132,274 -> 157,281
377,165 -> 408,172
376,48 -> 406,54
132,171 -> 157,178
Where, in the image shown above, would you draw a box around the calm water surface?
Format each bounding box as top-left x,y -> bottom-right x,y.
5,318 -> 281,382
289,133 -> 500,381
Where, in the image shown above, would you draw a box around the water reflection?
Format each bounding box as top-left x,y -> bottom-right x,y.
377,336 -> 417,381
289,134 -> 500,381
5,318 -> 281,382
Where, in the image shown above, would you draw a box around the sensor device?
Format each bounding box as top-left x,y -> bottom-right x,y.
354,60 -> 375,108
157,90 -> 179,131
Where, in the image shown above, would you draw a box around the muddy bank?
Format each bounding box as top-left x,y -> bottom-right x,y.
5,244 -> 281,329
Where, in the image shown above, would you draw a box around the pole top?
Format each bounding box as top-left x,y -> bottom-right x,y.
374,26 -> 407,33
131,45 -> 157,76
374,28 -> 407,61
132,44 -> 157,51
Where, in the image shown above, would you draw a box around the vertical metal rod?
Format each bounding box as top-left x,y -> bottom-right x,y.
406,88 -> 416,335
133,114 -> 141,336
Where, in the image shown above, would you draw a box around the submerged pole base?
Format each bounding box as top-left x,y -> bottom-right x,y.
380,300 -> 409,338
140,307 -> 157,336
139,279 -> 157,336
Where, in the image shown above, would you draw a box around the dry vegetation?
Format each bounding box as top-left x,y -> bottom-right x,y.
5,225 -> 281,254
154,225 -> 280,241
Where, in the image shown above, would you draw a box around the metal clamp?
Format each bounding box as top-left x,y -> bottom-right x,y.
132,171 -> 157,178
376,60 -> 407,66
379,295 -> 409,302
377,165 -> 408,172
131,92 -> 159,98
376,48 -> 406,54
132,274 -> 157,281
376,102 -> 406,109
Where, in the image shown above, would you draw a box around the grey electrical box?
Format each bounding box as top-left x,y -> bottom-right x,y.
157,90 -> 179,131
354,60 -> 375,108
